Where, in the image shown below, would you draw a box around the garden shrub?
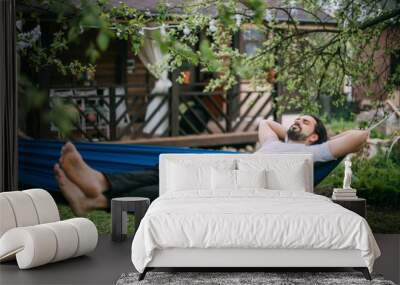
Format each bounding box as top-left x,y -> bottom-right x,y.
325,118 -> 359,135
315,151 -> 400,210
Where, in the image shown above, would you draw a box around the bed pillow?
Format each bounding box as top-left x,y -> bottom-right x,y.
237,158 -> 309,191
211,168 -> 236,190
211,169 -> 268,191
236,169 -> 268,189
166,159 -> 236,192
266,166 -> 307,191
167,162 -> 211,191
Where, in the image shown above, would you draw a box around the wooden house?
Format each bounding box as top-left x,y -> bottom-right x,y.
19,0 -> 336,147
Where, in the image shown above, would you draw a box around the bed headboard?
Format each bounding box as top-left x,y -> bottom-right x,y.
159,153 -> 314,196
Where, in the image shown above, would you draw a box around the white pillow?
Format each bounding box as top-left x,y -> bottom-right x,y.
266,166 -> 307,191
166,159 -> 237,192
211,168 -> 236,190
211,169 -> 268,191
236,169 -> 267,189
237,158 -> 309,191
167,162 -> 211,191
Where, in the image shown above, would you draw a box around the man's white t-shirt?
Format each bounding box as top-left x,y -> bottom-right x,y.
255,139 -> 335,162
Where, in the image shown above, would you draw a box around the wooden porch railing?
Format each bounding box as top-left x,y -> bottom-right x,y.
48,79 -> 276,146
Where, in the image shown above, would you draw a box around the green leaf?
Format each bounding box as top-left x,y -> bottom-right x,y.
97,32 -> 109,51
67,26 -> 78,42
86,43 -> 100,63
246,0 -> 266,24
199,40 -> 221,72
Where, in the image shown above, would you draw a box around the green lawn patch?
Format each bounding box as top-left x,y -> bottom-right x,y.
367,207 -> 400,234
58,204 -> 135,235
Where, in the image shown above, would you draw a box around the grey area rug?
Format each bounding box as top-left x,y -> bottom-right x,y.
116,272 -> 396,285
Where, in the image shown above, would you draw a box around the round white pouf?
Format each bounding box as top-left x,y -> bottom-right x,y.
0,191 -> 39,227
0,189 -> 98,269
0,196 -> 17,237
0,219 -> 98,269
42,221 -> 79,262
64,218 -> 98,257
0,225 -> 57,269
24,189 -> 60,223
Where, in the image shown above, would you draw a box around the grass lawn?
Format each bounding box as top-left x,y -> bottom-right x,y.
58,204 -> 135,235
58,202 -> 400,235
366,207 -> 400,234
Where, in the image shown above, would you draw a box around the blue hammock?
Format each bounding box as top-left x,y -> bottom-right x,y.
18,139 -> 342,191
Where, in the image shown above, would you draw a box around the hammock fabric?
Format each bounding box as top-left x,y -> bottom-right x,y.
19,139 -> 342,192
314,158 -> 343,186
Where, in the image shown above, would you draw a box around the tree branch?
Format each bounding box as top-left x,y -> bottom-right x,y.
359,7 -> 400,30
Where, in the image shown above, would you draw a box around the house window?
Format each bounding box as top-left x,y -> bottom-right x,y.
241,27 -> 265,55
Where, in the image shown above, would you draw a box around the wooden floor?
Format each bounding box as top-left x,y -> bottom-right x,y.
0,234 -> 399,285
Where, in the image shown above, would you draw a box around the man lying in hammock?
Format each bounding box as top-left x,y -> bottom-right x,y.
54,115 -> 369,216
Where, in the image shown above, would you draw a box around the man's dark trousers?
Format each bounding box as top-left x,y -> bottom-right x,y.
103,164 -> 159,206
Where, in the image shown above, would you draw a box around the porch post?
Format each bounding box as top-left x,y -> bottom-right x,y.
227,31 -> 241,132
170,70 -> 180,136
0,0 -> 18,192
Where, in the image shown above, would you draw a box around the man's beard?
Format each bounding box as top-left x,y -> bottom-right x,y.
287,124 -> 308,142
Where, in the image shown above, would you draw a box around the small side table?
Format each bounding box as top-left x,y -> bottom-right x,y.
332,198 -> 366,218
111,197 -> 150,242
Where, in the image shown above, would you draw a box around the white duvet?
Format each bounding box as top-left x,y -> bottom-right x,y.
131,190 -> 380,273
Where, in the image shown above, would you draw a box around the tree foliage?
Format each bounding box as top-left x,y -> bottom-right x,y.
17,0 -> 400,115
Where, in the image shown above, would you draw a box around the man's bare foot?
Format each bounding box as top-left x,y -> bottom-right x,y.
54,164 -> 107,216
59,142 -> 109,198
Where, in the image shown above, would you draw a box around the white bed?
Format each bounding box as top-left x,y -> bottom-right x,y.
131,154 -> 380,280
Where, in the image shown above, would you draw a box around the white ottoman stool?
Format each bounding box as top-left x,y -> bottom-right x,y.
0,189 -> 98,269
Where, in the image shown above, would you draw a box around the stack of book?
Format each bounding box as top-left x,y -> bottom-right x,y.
332,188 -> 358,200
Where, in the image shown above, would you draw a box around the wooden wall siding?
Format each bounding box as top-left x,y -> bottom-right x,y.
126,58 -> 150,87
125,42 -> 153,124
42,30 -> 108,86
46,30 -> 152,89
42,34 -> 154,138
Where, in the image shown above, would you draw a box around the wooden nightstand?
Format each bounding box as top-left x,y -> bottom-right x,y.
331,198 -> 366,218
